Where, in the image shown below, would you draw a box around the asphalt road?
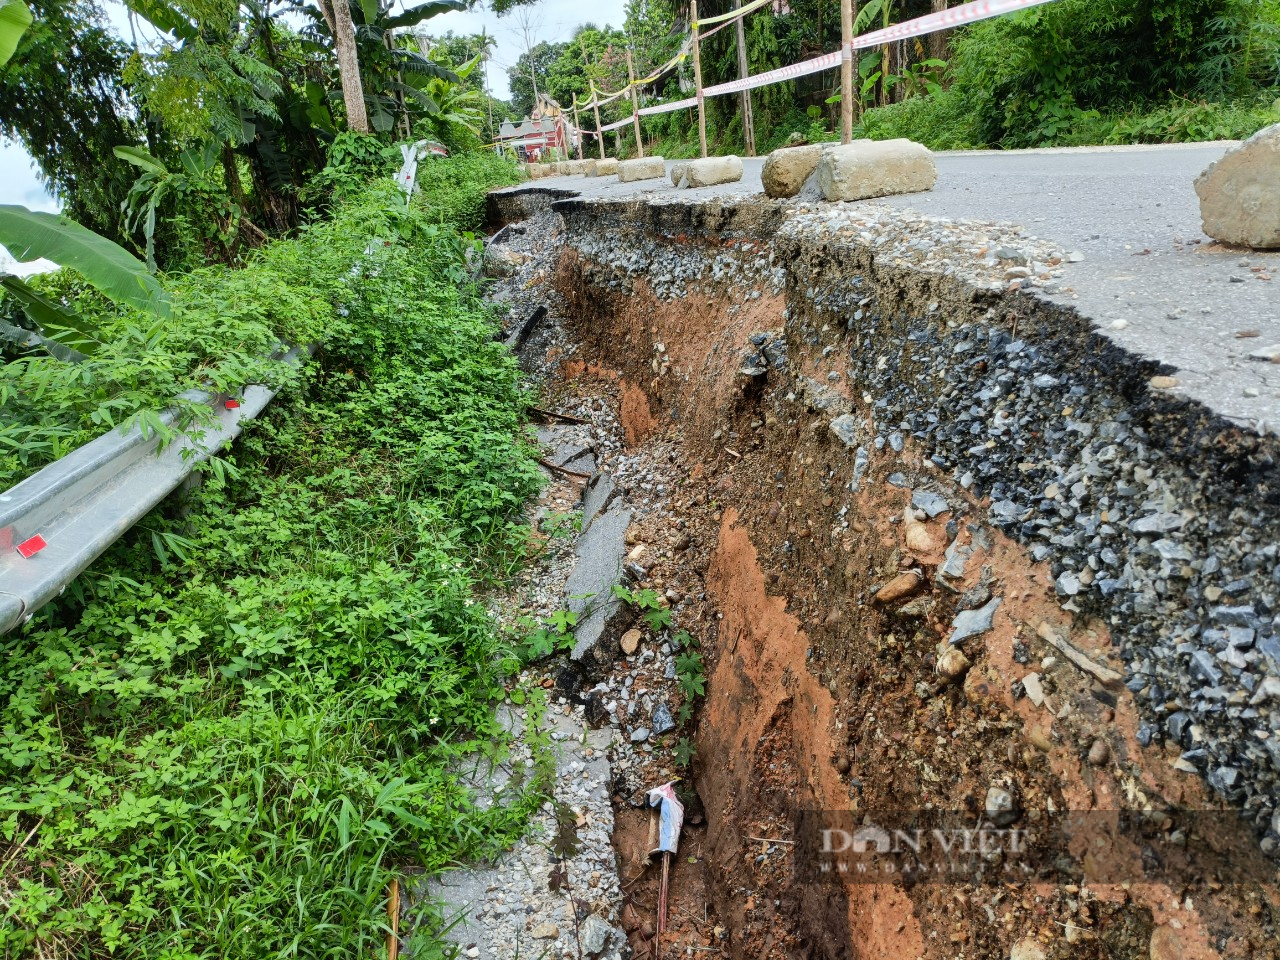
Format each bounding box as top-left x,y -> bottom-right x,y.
503,144 -> 1280,433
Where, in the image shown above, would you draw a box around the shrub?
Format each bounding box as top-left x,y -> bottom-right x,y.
0,162 -> 544,958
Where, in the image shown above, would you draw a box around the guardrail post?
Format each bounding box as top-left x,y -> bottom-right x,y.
691,0 -> 707,159
841,0 -> 853,143
590,81 -> 606,159
626,49 -> 645,159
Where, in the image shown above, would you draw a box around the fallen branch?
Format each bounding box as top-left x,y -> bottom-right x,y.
537,457 -> 592,479
0,818 -> 43,877
530,406 -> 589,425
1036,620 -> 1123,686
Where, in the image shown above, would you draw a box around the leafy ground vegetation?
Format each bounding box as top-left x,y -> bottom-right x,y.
0,152 -> 552,958
854,0 -> 1280,148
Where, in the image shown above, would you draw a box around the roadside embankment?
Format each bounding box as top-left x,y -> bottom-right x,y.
487,181 -> 1280,959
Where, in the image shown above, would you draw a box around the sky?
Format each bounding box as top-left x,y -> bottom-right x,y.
0,0 -> 629,212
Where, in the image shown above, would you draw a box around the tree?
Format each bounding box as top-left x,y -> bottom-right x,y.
316,0 -> 370,132
508,39 -> 566,116
0,0 -> 141,242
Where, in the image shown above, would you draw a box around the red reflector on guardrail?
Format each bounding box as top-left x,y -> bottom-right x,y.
16,535 -> 47,558
224,399 -> 241,410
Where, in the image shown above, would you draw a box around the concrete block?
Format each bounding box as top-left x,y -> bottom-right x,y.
816,139 -> 937,202
585,158 -> 618,177
564,502 -> 634,677
680,155 -> 744,188
617,156 -> 666,183
670,161 -> 690,186
762,144 -> 824,198
1195,122 -> 1280,249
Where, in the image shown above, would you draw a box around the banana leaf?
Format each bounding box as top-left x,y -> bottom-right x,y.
0,206 -> 172,320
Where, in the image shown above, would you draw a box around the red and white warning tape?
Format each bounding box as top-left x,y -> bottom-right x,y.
705,48 -> 840,97
638,96 -> 698,117
597,0 -> 1062,131
854,0 -> 1057,48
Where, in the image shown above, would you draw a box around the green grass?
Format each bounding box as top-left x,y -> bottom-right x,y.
0,160 -> 546,958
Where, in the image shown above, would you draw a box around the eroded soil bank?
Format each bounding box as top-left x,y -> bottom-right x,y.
489,188 -> 1280,960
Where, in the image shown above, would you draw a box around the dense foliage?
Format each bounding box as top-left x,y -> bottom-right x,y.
0,154 -> 544,958
0,0 -> 502,265
0,0 -> 141,241
855,0 -> 1280,148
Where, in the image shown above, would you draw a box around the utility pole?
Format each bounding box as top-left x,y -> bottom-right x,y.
590,80 -> 605,159
691,0 -> 707,158
732,0 -> 756,156
626,48 -> 644,159
840,0 -> 853,142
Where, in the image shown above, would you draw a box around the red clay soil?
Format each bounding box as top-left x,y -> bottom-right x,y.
547,247 -> 1280,960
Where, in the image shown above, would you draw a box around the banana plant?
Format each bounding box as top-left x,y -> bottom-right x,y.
0,0 -> 31,65
854,0 -> 898,108
417,53 -> 486,136
0,205 -> 172,357
304,0 -> 467,135
0,1 -> 171,360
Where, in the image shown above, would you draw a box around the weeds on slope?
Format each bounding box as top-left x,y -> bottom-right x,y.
0,169 -> 546,957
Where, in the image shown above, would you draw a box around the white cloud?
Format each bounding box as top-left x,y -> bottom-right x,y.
0,140 -> 58,212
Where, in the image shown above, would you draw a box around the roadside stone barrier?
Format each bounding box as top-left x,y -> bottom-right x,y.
816,139 -> 937,201
679,155 -> 744,188
617,156 -> 666,183
1195,122 -> 1280,249
586,158 -> 619,177
762,144 -> 824,198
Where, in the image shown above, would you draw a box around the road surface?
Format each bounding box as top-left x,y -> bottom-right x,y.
501,144 -> 1280,433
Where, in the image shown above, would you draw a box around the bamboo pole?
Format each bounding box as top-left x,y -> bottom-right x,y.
733,0 -> 756,156
386,878 -> 400,960
626,49 -> 644,159
840,0 -> 853,143
691,0 -> 707,158
590,80 -> 605,159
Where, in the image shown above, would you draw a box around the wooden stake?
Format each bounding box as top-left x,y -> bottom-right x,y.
626,49 -> 644,159
840,0 -> 853,143
732,0 -> 755,156
657,851 -> 671,935
387,878 -> 400,960
571,93 -> 583,160
691,0 -> 707,158
589,81 -> 606,160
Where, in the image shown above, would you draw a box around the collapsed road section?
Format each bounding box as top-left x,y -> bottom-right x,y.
481,160 -> 1280,959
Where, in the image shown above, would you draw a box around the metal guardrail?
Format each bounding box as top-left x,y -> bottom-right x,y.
0,346 -> 307,635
